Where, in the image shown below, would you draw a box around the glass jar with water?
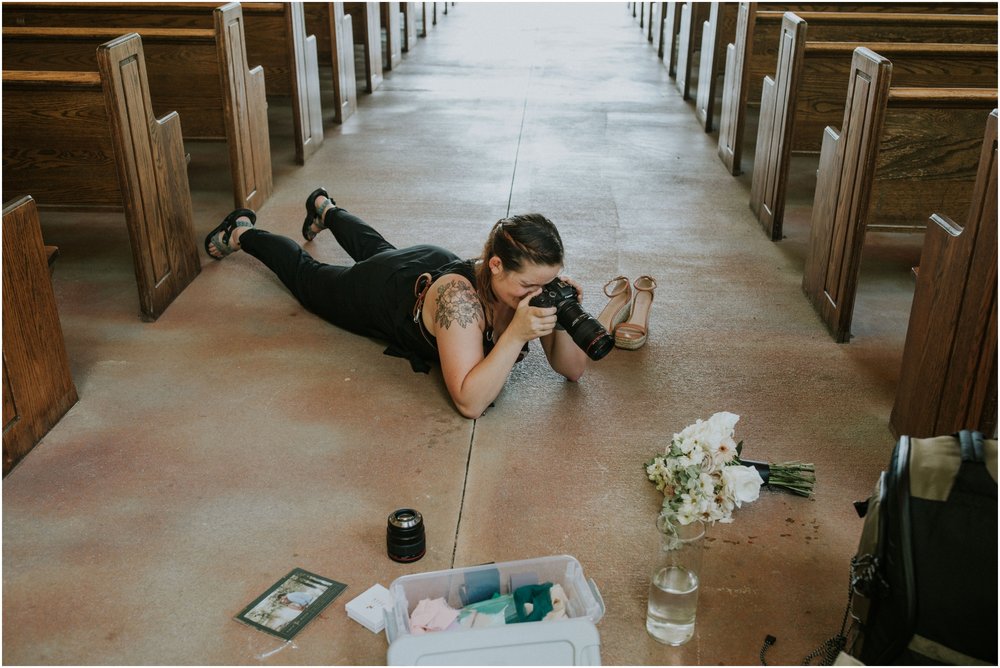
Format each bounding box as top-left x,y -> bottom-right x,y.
646,520 -> 705,645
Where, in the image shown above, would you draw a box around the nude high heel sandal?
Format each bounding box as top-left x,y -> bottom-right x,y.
614,275 -> 656,350
597,276 -> 632,333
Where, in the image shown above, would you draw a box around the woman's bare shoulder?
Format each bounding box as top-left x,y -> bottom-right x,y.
428,273 -> 483,333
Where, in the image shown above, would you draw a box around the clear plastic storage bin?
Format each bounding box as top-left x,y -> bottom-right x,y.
385,555 -> 605,665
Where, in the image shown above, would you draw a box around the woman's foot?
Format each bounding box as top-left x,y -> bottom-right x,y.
302,187 -> 335,241
205,209 -> 256,260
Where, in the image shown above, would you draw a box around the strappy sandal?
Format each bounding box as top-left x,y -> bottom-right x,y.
596,275 -> 632,333
204,208 -> 256,260
302,187 -> 335,241
614,275 -> 656,350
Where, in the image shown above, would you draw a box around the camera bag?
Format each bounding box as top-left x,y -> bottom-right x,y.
846,430 -> 997,665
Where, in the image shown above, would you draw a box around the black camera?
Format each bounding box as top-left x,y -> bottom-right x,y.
386,508 -> 426,563
530,279 -> 614,360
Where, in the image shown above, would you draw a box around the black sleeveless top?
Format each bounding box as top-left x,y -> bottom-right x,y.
385,256 -> 527,373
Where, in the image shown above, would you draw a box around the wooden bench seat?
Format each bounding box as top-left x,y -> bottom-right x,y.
750,13 -> 998,240
3,1 -> 320,166
890,109 -> 997,439
801,47 -> 997,343
717,5 -> 998,175
3,5 -> 272,211
2,34 -> 200,321
2,195 -> 79,476
694,2 -> 996,135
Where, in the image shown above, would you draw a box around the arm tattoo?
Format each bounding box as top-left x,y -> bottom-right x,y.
434,279 -> 483,330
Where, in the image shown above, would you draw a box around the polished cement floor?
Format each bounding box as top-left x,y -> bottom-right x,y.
2,4 -> 921,665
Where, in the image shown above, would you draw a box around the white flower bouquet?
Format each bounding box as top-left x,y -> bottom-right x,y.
645,412 -> 814,539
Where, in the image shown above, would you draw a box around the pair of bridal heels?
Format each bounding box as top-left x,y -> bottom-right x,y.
597,275 -> 657,350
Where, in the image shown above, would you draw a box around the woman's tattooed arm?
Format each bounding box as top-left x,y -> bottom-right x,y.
434,280 -> 483,330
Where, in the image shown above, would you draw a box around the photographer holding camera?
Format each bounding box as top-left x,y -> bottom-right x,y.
205,190 -> 607,418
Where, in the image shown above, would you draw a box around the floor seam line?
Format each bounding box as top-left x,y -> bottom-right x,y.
505,65 -> 533,216
450,419 -> 476,568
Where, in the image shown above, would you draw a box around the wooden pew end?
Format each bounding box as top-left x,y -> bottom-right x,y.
44,245 -> 59,272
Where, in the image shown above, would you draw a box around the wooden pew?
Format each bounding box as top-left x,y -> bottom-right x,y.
2,34 -> 200,321
2,196 -> 79,476
657,2 -> 682,72
717,5 -> 998,175
420,2 -> 430,38
890,110 -> 997,439
801,47 -> 997,343
239,3 -> 323,164
3,3 -> 273,211
750,13 -> 998,240
401,1 -> 417,53
304,2 -> 357,123
381,2 -> 402,71
694,2 -> 739,132
344,2 -> 383,93
646,2 -> 660,45
4,1 -> 320,164
687,4 -> 971,129
674,2 -> 711,100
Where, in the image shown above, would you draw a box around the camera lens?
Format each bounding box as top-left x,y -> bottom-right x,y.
386,508 -> 426,563
556,301 -> 615,361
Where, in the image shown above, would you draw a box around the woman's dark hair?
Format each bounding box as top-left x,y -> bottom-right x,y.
475,213 -> 564,326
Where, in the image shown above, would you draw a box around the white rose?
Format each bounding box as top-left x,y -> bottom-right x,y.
722,465 -> 763,507
704,412 -> 740,451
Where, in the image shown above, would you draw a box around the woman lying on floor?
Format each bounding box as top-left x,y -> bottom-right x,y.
204,189 -> 589,418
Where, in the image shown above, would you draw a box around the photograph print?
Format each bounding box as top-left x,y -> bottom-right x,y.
235,568 -> 347,640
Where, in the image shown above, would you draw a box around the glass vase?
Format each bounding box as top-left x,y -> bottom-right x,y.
646,520 -> 705,645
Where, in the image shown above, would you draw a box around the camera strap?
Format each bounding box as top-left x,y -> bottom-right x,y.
412,272 -> 437,350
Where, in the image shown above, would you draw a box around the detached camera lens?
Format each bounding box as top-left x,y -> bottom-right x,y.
387,508 -> 426,563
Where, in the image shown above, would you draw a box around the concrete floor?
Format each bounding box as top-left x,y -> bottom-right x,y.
2,4 -> 922,664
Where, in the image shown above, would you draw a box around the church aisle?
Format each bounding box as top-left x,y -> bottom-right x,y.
3,4 -> 913,664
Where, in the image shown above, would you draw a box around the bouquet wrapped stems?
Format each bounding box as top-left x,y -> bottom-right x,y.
739,458 -> 815,497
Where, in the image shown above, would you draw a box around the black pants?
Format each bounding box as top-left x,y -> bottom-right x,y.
240,207 -> 457,353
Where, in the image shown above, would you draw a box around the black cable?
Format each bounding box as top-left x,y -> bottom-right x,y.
760,634 -> 776,665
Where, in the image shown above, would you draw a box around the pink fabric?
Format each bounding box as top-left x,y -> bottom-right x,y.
409,597 -> 460,635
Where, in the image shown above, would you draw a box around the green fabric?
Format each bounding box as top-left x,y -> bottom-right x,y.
513,583 -> 554,623
458,593 -> 517,624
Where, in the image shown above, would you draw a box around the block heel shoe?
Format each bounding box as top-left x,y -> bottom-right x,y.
596,275 -> 632,334
614,275 -> 656,350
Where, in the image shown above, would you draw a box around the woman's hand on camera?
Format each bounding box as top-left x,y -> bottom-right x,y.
511,290 -> 557,342
559,275 -> 583,301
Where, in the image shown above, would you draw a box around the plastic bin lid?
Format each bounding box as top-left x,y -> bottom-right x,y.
386,617 -> 601,666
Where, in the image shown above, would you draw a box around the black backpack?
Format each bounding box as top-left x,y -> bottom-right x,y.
846,430 -> 998,664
